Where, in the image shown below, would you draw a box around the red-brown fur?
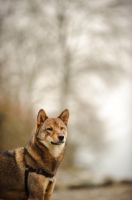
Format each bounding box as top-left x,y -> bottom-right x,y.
0,109 -> 69,200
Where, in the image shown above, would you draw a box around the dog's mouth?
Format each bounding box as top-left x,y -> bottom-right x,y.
51,141 -> 64,145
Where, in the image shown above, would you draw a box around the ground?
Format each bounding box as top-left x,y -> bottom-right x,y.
52,184 -> 132,200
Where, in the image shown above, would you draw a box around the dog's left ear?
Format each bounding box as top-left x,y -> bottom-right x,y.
58,109 -> 69,125
37,109 -> 48,127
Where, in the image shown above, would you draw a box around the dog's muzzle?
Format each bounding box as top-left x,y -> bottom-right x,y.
51,135 -> 65,145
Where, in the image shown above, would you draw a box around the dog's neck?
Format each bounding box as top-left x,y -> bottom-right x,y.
24,136 -> 66,175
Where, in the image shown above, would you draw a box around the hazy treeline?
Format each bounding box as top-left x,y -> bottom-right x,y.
0,0 -> 131,168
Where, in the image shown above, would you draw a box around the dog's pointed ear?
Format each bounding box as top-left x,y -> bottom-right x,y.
58,109 -> 69,125
37,109 -> 48,127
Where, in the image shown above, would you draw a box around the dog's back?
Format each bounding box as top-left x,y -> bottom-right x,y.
0,148 -> 27,199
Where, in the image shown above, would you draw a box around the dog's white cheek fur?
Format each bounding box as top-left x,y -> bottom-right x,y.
38,131 -> 67,158
41,140 -> 65,158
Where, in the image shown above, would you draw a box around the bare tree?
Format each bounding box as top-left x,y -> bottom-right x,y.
0,0 -> 131,165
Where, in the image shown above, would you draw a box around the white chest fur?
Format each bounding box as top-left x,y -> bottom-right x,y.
48,143 -> 65,158
41,140 -> 65,158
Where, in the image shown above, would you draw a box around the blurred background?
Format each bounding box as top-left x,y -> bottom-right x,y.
0,0 -> 131,199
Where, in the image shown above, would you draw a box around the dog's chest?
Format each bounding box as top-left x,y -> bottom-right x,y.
49,144 -> 65,158
42,140 -> 65,158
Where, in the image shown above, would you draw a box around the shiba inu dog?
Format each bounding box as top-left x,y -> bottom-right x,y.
0,108 -> 69,200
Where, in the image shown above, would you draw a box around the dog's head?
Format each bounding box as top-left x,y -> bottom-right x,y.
36,109 -> 69,148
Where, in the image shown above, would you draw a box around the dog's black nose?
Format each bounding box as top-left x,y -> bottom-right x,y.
58,135 -> 64,141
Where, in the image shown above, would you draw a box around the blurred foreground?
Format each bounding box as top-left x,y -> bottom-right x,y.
52,184 -> 132,200
51,168 -> 132,200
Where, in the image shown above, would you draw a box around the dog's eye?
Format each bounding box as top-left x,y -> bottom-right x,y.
47,127 -> 53,131
60,127 -> 64,130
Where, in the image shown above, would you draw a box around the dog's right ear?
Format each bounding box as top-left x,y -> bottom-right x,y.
58,109 -> 69,126
37,109 -> 48,128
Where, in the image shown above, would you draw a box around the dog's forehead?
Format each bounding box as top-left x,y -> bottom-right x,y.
44,118 -> 65,127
